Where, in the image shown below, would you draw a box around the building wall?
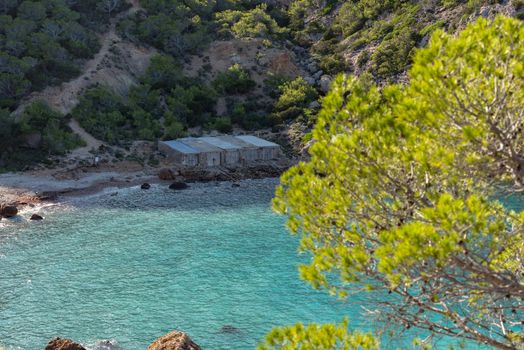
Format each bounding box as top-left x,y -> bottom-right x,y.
199,151 -> 222,167
184,154 -> 199,167
160,137 -> 282,167
239,148 -> 258,163
159,142 -> 199,166
222,150 -> 240,165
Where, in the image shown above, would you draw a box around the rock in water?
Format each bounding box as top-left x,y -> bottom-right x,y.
0,205 -> 18,218
30,214 -> 44,220
147,330 -> 200,350
96,339 -> 120,349
169,182 -> 189,190
158,168 -> 175,180
220,325 -> 240,333
44,337 -> 86,350
141,183 -> 151,190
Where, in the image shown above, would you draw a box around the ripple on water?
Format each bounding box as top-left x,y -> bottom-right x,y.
0,179 -> 488,350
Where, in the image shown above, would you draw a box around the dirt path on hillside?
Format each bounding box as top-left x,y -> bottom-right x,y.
13,0 -> 148,160
68,119 -> 103,158
15,1 -> 143,116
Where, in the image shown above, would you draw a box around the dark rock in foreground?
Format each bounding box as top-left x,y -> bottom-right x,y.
30,214 -> 44,220
147,330 -> 200,350
141,183 -> 151,190
44,337 -> 86,350
169,182 -> 189,190
0,204 -> 18,218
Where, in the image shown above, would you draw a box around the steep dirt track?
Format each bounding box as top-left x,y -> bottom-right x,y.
14,0 -> 149,159
15,1 -> 143,116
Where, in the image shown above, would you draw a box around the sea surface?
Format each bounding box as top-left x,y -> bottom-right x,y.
0,179 -> 506,350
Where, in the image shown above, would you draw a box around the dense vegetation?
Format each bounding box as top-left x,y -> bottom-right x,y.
261,16 -> 524,350
1,0 -> 520,170
0,0 -> 128,110
287,0 -> 516,79
72,55 -> 318,144
0,102 -> 83,169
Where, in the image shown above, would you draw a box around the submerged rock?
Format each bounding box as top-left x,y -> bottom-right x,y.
0,205 -> 18,218
141,183 -> 151,190
169,182 -> 189,190
147,330 -> 200,350
30,214 -> 44,220
44,337 -> 86,350
220,325 -> 240,333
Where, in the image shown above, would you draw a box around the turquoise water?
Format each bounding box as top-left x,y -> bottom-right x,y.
0,179 -> 369,350
0,179 -> 498,349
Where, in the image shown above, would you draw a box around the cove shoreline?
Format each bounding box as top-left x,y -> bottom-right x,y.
0,160 -> 291,214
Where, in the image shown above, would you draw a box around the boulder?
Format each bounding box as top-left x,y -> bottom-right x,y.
304,76 -> 316,85
307,61 -> 318,73
141,183 -> 151,190
0,205 -> 18,218
30,214 -> 44,220
312,70 -> 324,80
319,75 -> 333,93
147,331 -> 200,350
158,168 -> 175,181
44,337 -> 86,350
169,182 -> 189,190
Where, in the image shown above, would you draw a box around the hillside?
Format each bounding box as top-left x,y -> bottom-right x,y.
0,0 -> 522,171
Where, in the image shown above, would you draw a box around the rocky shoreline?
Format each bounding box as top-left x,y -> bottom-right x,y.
45,330 -> 200,350
0,160 -> 291,221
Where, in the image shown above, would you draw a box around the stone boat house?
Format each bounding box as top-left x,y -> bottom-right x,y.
158,135 -> 282,167
157,140 -> 199,166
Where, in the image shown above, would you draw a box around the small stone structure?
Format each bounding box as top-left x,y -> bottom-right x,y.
158,135 -> 282,167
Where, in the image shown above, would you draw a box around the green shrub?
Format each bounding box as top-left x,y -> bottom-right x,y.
372,26 -> 419,78
215,4 -> 287,39
272,77 -> 318,123
207,116 -> 233,133
213,64 -> 256,94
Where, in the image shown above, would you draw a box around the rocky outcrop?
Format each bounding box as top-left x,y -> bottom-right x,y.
158,168 -> 175,180
30,214 -> 44,220
318,75 -> 332,93
141,183 -> 151,189
147,331 -> 200,350
44,337 -> 86,350
0,204 -> 18,218
37,191 -> 59,201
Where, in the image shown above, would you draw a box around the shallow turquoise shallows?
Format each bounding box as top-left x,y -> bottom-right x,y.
0,179 -> 497,350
